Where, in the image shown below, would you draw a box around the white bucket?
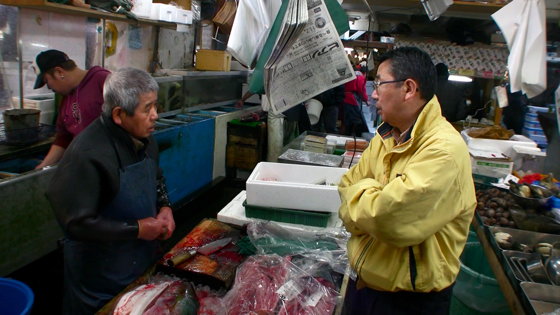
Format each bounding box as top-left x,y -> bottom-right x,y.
305,99 -> 323,125
131,0 -> 152,18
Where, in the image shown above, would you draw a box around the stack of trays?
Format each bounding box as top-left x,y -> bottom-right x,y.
523,106 -> 549,148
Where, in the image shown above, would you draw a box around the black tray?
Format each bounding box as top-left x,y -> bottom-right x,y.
0,123 -> 56,146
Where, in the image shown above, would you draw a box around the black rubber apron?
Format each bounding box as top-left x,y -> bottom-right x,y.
63,117 -> 160,314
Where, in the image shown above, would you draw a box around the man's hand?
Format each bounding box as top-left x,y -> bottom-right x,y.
234,100 -> 244,109
137,217 -> 167,240
156,206 -> 175,240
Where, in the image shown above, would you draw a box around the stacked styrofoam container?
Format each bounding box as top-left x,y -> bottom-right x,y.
131,0 -> 152,18
150,3 -> 177,22
246,162 -> 348,213
12,95 -> 55,125
523,106 -> 549,148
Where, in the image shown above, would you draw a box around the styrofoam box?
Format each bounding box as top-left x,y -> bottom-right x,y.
176,9 -> 193,24
12,95 -> 55,112
246,162 -> 348,213
40,111 -> 55,125
523,126 -> 544,137
461,129 -> 536,158
525,113 -> 539,123
217,190 -> 345,233
150,3 -> 177,22
524,120 -> 541,129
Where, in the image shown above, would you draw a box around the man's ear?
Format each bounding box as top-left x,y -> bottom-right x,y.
53,67 -> 65,79
112,107 -> 124,125
403,79 -> 419,101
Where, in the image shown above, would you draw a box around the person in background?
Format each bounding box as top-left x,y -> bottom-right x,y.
434,63 -> 468,122
33,49 -> 110,169
343,65 -> 369,136
46,68 -> 175,314
339,47 -> 476,314
310,84 -> 345,133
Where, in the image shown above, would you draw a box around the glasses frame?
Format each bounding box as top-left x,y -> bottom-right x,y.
372,79 -> 406,90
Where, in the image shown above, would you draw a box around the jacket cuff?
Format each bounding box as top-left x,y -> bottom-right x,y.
156,176 -> 173,210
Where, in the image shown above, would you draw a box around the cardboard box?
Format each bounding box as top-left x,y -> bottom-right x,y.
461,129 -> 536,157
195,50 -> 231,71
470,149 -> 513,180
246,162 -> 347,213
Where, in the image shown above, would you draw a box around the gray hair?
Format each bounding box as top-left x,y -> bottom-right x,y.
102,67 -> 159,116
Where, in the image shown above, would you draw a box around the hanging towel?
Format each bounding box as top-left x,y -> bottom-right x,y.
491,0 -> 546,99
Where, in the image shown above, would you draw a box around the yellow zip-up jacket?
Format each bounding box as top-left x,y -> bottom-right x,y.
338,96 -> 476,293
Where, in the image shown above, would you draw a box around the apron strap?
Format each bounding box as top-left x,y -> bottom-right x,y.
100,115 -> 124,172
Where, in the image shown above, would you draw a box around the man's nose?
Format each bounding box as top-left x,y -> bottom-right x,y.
372,89 -> 379,100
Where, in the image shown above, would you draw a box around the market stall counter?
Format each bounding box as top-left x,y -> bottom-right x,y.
96,217 -> 351,315
472,181 -> 560,315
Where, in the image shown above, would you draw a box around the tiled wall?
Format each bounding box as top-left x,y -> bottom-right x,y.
1,5 -> 196,105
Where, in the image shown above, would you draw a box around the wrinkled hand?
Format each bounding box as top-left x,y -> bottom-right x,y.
235,100 -> 244,109
156,207 -> 175,240
137,217 -> 167,241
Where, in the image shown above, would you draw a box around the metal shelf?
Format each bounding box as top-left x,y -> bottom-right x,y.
0,0 -> 181,29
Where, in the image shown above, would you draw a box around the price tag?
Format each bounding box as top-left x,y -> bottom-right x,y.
304,291 -> 323,307
276,279 -> 302,301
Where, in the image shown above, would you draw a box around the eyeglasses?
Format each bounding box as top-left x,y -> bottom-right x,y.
372,79 -> 406,90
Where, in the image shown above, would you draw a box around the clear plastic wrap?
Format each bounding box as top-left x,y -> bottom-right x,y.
222,254 -> 339,315
195,284 -> 228,315
246,220 -> 352,277
110,273 -> 198,315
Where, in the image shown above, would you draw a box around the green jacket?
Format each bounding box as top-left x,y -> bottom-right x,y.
338,96 -> 476,292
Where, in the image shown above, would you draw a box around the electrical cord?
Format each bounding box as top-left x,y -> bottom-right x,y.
349,132 -> 357,169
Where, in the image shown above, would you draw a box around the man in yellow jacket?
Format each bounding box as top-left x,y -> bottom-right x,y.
339,47 -> 477,314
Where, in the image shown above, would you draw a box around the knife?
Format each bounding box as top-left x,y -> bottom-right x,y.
166,237 -> 232,267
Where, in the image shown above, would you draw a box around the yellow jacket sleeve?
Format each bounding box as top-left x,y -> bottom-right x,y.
339,145 -> 465,248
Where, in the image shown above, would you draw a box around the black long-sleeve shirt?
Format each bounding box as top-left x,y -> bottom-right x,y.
46,115 -> 171,242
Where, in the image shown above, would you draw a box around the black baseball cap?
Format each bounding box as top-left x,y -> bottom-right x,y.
33,50 -> 71,89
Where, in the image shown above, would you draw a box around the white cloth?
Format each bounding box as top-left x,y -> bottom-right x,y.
226,0 -> 280,68
492,0 -> 547,99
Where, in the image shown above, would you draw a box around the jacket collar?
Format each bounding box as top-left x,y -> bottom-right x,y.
377,96 -> 442,149
101,114 -> 151,154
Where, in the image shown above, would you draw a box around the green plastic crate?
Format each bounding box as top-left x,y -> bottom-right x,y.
243,200 -> 331,227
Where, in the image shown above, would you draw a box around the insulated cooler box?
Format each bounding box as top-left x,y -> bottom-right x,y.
246,162 -> 347,213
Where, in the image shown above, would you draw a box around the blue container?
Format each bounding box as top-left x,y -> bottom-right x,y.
0,278 -> 34,315
153,115 -> 215,206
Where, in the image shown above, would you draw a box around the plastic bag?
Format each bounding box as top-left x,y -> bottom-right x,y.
110,273 -> 198,315
222,254 -> 339,315
196,284 -> 228,315
453,243 -> 510,313
246,220 -> 351,277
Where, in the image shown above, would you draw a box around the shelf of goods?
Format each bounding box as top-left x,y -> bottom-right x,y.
0,0 -> 180,29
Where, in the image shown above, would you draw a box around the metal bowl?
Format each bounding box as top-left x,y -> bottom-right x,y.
509,184 -> 552,209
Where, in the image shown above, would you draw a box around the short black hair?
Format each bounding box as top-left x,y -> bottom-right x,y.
379,47 -> 437,101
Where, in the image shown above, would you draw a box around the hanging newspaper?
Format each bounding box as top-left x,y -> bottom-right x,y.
264,0 -> 355,114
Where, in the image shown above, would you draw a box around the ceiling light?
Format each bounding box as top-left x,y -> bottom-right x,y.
448,75 -> 473,82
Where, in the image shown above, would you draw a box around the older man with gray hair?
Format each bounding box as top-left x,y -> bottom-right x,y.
46,67 -> 175,314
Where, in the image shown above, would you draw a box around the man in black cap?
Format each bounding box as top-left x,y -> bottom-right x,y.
33,49 -> 110,169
